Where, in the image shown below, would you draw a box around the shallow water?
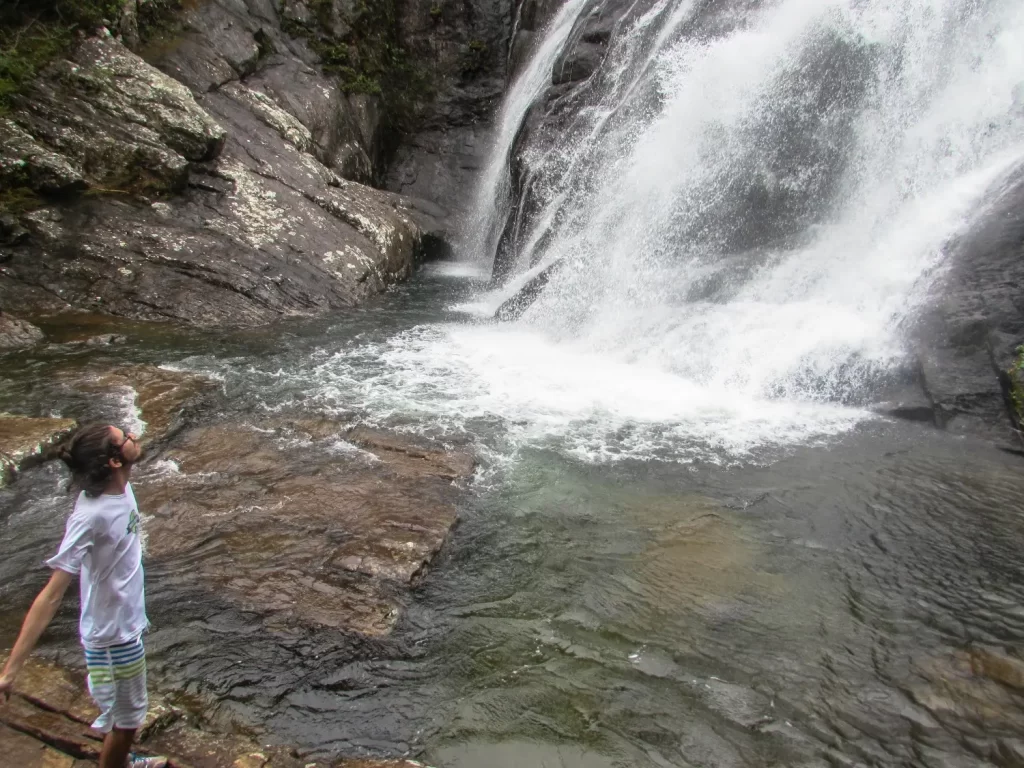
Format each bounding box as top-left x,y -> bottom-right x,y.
2,266 -> 1024,767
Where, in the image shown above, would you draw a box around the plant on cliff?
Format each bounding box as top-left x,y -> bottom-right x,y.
279,0 -> 432,131
0,0 -> 183,113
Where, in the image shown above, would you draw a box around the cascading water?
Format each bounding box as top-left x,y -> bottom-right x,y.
274,0 -> 1024,465
491,0 -> 1024,410
457,0 -> 591,272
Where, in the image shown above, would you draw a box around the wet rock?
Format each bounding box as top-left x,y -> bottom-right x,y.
385,0 -> 513,236
551,4 -> 619,87
7,36 -> 226,195
133,422 -> 473,636
0,659 -> 427,768
494,258 -> 563,321
968,646 -> 1024,691
83,333 -> 128,347
0,414 -> 77,487
915,169 -> 1024,446
907,650 -> 1024,744
509,0 -> 569,76
59,365 -> 216,445
0,20 -> 432,328
0,311 -> 44,350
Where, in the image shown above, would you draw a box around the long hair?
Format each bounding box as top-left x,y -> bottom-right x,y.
57,423 -> 118,498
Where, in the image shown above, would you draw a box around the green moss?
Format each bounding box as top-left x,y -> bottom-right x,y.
429,4 -> 443,20
278,0 -> 433,135
0,0 -> 185,114
0,185 -> 44,215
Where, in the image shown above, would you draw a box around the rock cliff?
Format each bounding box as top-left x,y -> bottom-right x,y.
0,0 -> 520,327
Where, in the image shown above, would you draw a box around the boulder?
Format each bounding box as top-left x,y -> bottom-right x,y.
0,414 -> 76,487
132,420 -> 474,636
0,311 -> 44,350
8,35 -> 226,196
0,17 -> 434,328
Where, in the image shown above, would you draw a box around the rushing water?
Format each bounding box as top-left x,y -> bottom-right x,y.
3,0 -> 1024,766
471,0 -> 1024,457
1,270 -> 1024,768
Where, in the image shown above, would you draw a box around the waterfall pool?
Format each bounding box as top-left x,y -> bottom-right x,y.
2,265 -> 1022,767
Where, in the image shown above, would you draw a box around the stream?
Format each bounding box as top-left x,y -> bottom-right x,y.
3,263 -> 1024,767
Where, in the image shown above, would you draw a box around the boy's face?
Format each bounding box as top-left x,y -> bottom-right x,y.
108,426 -> 142,466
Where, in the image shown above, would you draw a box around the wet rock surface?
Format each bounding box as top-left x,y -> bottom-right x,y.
0,311 -> 44,350
0,15 -> 431,327
56,365 -> 218,445
0,659 -> 430,768
0,414 -> 76,487
0,365 -> 214,487
913,170 -> 1024,448
133,420 -> 474,636
385,0 -> 515,240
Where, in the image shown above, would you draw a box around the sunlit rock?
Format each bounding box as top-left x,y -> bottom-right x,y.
0,414 -> 76,487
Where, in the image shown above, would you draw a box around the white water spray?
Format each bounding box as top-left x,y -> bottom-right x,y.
458,0 -> 591,268
288,0 -> 1024,464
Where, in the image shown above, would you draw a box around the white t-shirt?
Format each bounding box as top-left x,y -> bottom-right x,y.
47,483 -> 149,649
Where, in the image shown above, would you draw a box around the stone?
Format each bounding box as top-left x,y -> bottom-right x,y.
132,420 -> 472,635
10,36 -> 226,195
0,414 -> 77,487
913,169 -> 1024,443
0,311 -> 45,350
57,365 -> 216,445
0,16 -> 434,328
0,724 -> 78,768
969,646 -> 1024,691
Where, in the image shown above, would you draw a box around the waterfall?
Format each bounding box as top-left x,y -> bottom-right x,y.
458,0 -> 591,270
314,0 -> 1024,465
485,0 -> 1024,408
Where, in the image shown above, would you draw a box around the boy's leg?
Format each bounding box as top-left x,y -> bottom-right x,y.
99,727 -> 136,768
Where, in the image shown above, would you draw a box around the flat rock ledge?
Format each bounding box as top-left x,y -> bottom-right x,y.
134,419 -> 476,636
0,414 -> 76,488
0,659 -> 430,768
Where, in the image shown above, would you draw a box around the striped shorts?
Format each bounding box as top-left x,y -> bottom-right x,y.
83,637 -> 149,732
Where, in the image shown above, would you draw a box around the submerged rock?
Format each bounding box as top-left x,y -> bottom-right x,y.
133,421 -> 474,636
0,311 -> 44,350
0,414 -> 76,488
54,365 -> 217,445
0,659 -> 431,768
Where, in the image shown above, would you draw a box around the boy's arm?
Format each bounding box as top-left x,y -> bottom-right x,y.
0,569 -> 75,701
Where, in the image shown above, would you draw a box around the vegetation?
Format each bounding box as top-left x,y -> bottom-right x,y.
280,0 -> 432,131
0,0 -> 183,113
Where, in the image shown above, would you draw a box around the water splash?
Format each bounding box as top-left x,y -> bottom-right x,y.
458,0 -> 591,266
494,0 -> 1024,405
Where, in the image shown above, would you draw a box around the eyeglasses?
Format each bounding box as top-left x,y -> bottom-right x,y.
114,427 -> 138,455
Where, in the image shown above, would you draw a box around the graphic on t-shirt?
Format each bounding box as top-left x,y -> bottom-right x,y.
126,508 -> 140,536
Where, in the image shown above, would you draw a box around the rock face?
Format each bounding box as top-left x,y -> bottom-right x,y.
385,0 -> 516,241
0,658 -> 431,768
0,8 -> 436,327
913,170 -> 1024,448
0,311 -> 44,350
133,419 -> 474,636
0,415 -> 76,487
